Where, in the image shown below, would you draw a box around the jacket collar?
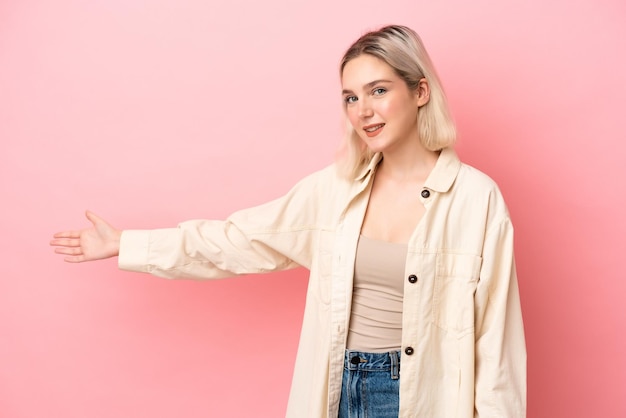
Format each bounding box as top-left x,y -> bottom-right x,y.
355,153 -> 383,182
355,147 -> 461,193
424,147 -> 461,193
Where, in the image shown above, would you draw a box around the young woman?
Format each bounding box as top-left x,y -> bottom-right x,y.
51,25 -> 526,418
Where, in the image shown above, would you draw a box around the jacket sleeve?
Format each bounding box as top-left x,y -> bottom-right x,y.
118,167 -> 333,280
474,216 -> 527,417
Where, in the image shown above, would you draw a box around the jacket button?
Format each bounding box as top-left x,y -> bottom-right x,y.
405,347 -> 414,356
421,189 -> 430,198
408,274 -> 418,283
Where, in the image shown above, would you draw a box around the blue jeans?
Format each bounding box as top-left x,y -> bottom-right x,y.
338,350 -> 401,418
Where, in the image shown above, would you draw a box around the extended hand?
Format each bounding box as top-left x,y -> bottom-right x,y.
50,211 -> 122,263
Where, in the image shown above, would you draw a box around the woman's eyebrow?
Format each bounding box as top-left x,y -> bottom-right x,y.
342,79 -> 393,95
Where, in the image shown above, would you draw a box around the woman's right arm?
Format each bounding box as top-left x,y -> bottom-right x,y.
50,211 -> 122,263
50,165 -> 338,278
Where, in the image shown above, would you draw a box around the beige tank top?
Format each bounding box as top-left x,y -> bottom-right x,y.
346,235 -> 407,352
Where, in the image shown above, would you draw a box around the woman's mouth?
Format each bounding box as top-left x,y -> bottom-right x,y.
363,123 -> 385,137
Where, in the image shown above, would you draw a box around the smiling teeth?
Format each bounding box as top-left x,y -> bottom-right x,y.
365,124 -> 384,132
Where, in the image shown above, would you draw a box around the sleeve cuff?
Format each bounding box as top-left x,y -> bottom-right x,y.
118,229 -> 152,273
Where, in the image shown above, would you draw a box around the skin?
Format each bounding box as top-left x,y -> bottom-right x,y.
341,54 -> 439,243
50,54 -> 441,259
50,211 -> 121,262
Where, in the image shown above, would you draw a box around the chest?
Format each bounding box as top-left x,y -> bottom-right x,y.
360,175 -> 426,243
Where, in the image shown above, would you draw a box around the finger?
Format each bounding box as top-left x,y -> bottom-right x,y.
53,231 -> 81,239
85,210 -> 103,226
50,238 -> 81,247
64,255 -> 86,263
54,247 -> 83,256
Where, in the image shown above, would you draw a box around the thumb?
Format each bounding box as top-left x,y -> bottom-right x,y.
85,210 -> 103,226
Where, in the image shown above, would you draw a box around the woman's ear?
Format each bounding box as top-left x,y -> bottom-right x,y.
416,78 -> 430,107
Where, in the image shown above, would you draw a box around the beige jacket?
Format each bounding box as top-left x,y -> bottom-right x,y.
119,147 -> 526,417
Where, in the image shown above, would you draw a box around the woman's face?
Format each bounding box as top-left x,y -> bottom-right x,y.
341,54 -> 428,154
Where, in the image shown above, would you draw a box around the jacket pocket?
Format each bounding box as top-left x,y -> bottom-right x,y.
433,252 -> 482,335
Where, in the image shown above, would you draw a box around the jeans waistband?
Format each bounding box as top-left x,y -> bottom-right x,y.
344,350 -> 401,379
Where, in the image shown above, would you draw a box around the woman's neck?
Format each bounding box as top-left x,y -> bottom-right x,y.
378,142 -> 439,183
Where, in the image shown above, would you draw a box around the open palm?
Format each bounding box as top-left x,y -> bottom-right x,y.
50,211 -> 122,262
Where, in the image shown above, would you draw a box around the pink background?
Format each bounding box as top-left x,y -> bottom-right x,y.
1,0 -> 625,416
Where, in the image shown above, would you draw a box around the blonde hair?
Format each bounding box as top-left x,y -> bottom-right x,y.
338,25 -> 456,178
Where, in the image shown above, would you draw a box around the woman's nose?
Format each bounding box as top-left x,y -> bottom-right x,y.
358,101 -> 374,118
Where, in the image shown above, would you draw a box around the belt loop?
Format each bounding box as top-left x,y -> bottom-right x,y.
390,351 -> 400,380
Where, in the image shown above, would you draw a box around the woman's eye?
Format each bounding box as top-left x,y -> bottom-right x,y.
344,96 -> 358,104
373,88 -> 386,96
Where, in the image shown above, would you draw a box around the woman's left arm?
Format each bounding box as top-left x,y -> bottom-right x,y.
474,217 -> 527,417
